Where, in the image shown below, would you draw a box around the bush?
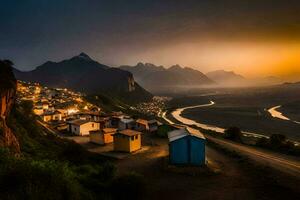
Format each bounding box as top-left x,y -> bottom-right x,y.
255,134 -> 300,156
0,149 -> 84,200
2,99 -> 118,199
256,137 -> 269,147
110,172 -> 146,200
269,134 -> 286,148
224,127 -> 242,142
157,124 -> 176,138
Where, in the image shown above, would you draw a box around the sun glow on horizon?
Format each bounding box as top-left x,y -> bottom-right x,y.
125,39 -> 300,80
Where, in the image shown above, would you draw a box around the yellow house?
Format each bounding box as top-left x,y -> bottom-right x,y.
113,129 -> 142,152
90,128 -> 117,145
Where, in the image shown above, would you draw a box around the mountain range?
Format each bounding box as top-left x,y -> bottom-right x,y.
13,53 -> 152,104
120,63 -> 214,92
206,70 -> 245,83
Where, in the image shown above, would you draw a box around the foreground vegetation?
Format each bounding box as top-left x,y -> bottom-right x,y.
0,101 -> 145,200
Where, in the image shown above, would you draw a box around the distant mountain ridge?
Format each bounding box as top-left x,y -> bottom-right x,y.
13,53 -> 152,104
206,70 -> 245,85
120,63 -> 214,92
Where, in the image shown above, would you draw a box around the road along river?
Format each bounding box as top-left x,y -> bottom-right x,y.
164,101 -> 273,139
163,102 -> 300,176
268,105 -> 300,124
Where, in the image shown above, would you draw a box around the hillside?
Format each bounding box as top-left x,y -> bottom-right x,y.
0,61 -> 144,200
120,63 -> 214,93
14,53 -> 152,104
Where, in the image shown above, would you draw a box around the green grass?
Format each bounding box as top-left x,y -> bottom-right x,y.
1,100 -> 146,199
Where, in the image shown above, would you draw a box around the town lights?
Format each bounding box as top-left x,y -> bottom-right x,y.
67,108 -> 79,115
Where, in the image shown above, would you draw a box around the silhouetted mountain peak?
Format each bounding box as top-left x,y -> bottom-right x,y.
134,62 -> 164,69
168,64 -> 182,71
73,52 -> 93,61
136,62 -> 144,67
13,54 -> 152,104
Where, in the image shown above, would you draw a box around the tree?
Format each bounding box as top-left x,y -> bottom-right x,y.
269,134 -> 286,148
110,172 -> 146,200
224,127 -> 242,142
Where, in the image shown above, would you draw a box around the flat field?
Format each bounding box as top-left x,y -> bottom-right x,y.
169,85 -> 300,141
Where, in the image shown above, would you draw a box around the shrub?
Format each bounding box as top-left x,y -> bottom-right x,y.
256,137 -> 269,147
0,150 -> 84,200
224,127 -> 242,142
157,124 -> 176,138
269,134 -> 286,148
110,172 -> 146,200
255,134 -> 300,156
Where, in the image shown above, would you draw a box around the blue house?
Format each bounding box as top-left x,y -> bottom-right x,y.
168,127 -> 206,166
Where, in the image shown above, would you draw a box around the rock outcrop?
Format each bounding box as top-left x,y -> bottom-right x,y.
0,60 -> 20,153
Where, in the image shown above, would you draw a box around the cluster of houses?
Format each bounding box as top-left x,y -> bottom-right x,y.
68,112 -> 159,153
17,81 -> 206,166
17,81 -> 100,129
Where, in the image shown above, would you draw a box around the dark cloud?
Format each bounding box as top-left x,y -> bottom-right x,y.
1,0 -> 300,69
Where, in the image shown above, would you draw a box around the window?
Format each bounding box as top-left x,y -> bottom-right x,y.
135,135 -> 138,139
131,136 -> 134,141
92,123 -> 94,128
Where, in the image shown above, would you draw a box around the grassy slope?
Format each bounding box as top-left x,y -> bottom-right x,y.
0,101 -> 144,200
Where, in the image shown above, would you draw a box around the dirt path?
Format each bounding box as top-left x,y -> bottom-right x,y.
115,134 -> 300,200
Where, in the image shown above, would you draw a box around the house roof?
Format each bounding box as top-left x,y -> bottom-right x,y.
89,130 -> 101,134
67,119 -> 90,126
102,128 -> 117,134
136,119 -> 157,125
53,110 -> 62,114
90,128 -> 117,135
76,111 -> 100,116
120,117 -> 134,124
148,119 -> 158,124
136,118 -> 148,125
168,127 -> 205,142
116,129 -> 141,137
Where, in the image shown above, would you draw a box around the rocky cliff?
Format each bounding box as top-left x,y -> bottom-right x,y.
0,60 -> 20,153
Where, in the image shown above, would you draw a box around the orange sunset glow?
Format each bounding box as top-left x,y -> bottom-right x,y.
120,40 -> 300,81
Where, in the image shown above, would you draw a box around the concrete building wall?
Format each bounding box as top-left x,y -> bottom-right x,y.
90,133 -> 104,145
90,133 -> 114,145
103,133 -> 114,144
114,135 -> 130,152
78,122 -> 100,136
129,134 -> 141,152
71,125 -> 81,135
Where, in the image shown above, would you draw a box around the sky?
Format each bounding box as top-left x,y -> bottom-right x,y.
1,0 -> 300,80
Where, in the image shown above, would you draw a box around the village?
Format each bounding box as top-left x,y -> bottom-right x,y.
17,81 -> 207,165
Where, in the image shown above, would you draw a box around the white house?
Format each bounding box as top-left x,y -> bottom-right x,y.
41,110 -> 62,122
136,119 -> 158,132
118,116 -> 135,130
67,119 -> 100,136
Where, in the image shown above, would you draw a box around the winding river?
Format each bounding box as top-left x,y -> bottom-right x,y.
267,105 -> 300,124
163,101 -> 268,139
